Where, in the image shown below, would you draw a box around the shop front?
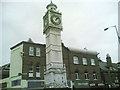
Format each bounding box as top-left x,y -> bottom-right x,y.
74,81 -> 89,88
89,81 -> 105,88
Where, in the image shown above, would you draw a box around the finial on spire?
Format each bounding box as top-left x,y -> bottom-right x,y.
51,0 -> 52,3
46,0 -> 57,10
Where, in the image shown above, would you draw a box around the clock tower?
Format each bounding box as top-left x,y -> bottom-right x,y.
43,2 -> 67,88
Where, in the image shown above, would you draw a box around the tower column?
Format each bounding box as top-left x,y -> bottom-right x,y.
43,2 -> 67,88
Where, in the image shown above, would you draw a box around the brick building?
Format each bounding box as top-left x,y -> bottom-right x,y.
99,54 -> 120,88
62,44 -> 103,88
0,38 -> 103,89
1,39 -> 120,89
0,64 -> 10,89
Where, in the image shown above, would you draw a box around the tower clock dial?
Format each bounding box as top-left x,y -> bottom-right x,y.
51,15 -> 61,25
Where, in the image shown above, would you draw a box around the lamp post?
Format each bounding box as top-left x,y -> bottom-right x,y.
104,25 -> 120,62
104,25 -> 120,44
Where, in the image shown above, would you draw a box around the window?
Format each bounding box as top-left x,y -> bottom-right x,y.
82,58 -> 87,65
12,80 -> 21,86
29,65 -> 34,72
93,72 -> 97,80
28,81 -> 44,88
2,82 -> 7,88
73,56 -> 79,64
28,63 -> 34,77
36,48 -> 40,56
109,67 -> 113,70
75,71 -> 79,80
29,73 -> 33,77
115,77 -> 119,83
29,46 -> 34,56
85,72 -> 89,80
91,59 -> 95,65
36,72 -> 40,77
36,63 -> 41,77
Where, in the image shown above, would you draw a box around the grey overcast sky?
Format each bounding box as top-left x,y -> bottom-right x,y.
0,0 -> 119,66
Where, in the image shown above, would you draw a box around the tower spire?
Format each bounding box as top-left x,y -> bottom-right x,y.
46,0 -> 57,11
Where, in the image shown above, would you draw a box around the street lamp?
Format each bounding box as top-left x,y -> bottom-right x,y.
104,25 -> 120,44
104,25 -> 120,63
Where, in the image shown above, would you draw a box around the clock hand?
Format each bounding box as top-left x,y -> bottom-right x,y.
55,18 -> 58,21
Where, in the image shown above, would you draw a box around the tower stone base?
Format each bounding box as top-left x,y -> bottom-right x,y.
44,63 -> 67,88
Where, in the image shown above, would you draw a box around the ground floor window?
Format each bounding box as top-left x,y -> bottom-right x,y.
28,81 -> 44,88
0,82 -> 7,88
11,79 -> 21,86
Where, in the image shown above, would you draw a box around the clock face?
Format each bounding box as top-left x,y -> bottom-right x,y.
51,15 -> 61,25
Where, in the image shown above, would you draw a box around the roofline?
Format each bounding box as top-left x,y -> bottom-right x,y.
10,41 -> 46,50
10,40 -> 99,55
10,41 -> 23,50
99,60 -> 119,64
68,47 -> 99,55
2,63 -> 10,68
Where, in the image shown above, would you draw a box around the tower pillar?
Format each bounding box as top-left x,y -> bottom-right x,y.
43,2 -> 67,88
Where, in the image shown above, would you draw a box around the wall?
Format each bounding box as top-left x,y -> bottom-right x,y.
62,45 -> 102,88
10,44 -> 23,78
22,42 -> 46,80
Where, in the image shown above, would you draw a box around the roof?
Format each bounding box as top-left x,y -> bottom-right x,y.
10,40 -> 46,50
1,63 -> 10,79
99,61 -> 108,71
2,63 -> 10,70
46,1 -> 57,9
10,39 -> 99,56
99,61 -> 119,72
68,47 -> 99,55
